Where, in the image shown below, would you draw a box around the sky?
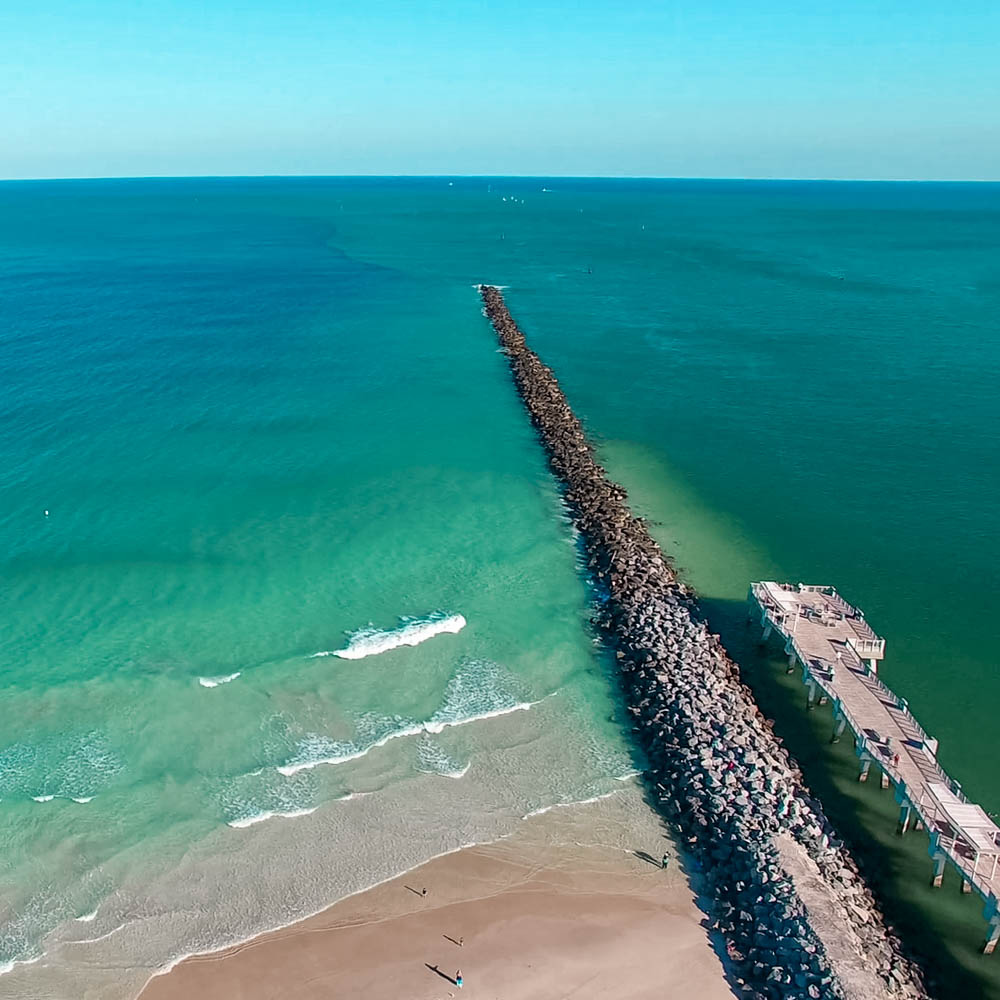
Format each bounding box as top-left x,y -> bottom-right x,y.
2,1 -> 999,180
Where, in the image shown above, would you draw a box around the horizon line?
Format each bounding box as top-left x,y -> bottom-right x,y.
2,172 -> 999,184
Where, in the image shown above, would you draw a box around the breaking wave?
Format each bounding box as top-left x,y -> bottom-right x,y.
521,789 -> 620,820
311,612 -> 465,660
227,807 -> 317,829
0,730 -> 123,803
416,736 -> 469,779
199,672 -> 241,688
279,659 -> 538,777
214,761 -> 317,829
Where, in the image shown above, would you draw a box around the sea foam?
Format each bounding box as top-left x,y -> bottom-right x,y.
0,953 -> 43,977
312,613 -> 465,660
198,672 -> 241,688
227,807 -> 317,829
278,659 -> 540,777
416,737 -> 470,779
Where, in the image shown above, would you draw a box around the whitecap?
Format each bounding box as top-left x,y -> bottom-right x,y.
423,701 -> 534,734
425,658 -> 535,732
227,807 -> 317,829
313,613 -> 465,661
75,910 -> 99,923
0,730 -> 123,802
198,672 -> 241,688
71,796 -> 94,803
615,769 -> 641,782
521,789 -> 620,821
416,737 -> 469,779
278,660 -> 541,777
0,953 -> 43,977
70,922 -> 126,946
278,722 -> 424,776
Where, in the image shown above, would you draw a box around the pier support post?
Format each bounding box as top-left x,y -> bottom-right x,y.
984,917 -> 1000,955
831,716 -> 847,744
897,803 -> 911,835
760,624 -> 772,643
806,680 -> 818,710
881,769 -> 890,790
961,878 -> 973,894
868,657 -> 878,675
786,652 -> 796,674
859,760 -> 871,783
931,853 -> 946,888
914,818 -> 924,832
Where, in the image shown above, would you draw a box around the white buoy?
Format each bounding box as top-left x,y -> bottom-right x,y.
44,510 -> 49,517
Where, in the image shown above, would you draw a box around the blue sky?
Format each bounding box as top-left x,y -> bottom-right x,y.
2,1 -> 998,179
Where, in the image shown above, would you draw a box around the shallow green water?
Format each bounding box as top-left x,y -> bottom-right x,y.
2,178 -> 998,996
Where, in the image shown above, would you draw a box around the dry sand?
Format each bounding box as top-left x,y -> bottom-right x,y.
139,794 -> 733,1000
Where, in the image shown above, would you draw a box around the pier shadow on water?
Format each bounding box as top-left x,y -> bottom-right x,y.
698,594 -> 1000,1000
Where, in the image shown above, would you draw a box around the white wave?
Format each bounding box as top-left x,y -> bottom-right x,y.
75,910 -> 99,923
1,730 -> 123,803
0,953 -> 43,977
416,738 -> 470,779
227,807 -> 317,829
521,789 -> 620,821
278,723 -> 425,776
71,796 -> 94,803
615,769 -> 641,782
279,660 -> 543,778
70,922 -> 126,946
423,701 -> 534,735
313,613 -> 466,661
198,672 -> 241,688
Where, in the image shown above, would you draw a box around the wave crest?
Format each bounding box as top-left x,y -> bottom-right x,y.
227,807 -> 317,829
199,672 -> 241,688
312,613 -> 466,660
278,659 -> 538,776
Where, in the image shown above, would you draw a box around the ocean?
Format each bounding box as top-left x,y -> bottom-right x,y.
2,177 -> 998,998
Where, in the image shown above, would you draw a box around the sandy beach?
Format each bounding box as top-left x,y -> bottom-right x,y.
139,794 -> 732,1000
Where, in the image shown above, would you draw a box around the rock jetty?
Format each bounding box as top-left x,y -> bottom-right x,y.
479,284 -> 928,1000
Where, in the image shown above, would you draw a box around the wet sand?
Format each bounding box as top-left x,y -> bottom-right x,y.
139,795 -> 732,1000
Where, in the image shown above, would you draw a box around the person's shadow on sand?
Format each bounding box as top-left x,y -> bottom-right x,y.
633,850 -> 663,867
425,963 -> 457,985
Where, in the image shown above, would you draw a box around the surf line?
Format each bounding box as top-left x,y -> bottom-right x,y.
477,285 -> 927,998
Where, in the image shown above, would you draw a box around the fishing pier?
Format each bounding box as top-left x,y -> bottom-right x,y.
749,581 -> 1000,954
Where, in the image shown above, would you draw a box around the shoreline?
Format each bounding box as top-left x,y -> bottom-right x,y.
139,792 -> 732,1000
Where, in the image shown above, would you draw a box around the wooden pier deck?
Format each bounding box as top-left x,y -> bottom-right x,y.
749,581 -> 1000,953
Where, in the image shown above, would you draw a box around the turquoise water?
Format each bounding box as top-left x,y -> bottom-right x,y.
2,178 -> 998,996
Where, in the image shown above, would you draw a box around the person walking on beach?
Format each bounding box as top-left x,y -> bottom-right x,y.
456,970 -> 463,988
661,853 -> 670,870
421,887 -> 427,896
